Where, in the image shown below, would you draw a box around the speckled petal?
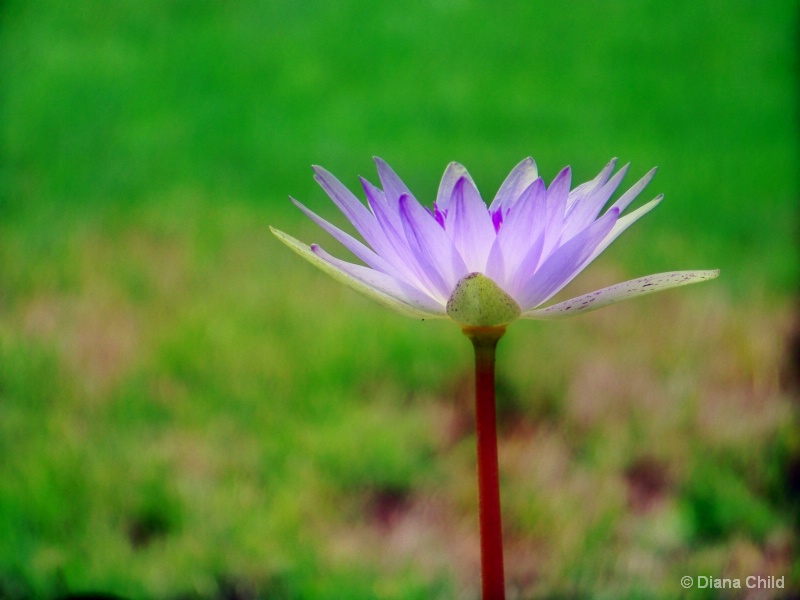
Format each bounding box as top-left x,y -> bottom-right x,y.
521,270 -> 720,320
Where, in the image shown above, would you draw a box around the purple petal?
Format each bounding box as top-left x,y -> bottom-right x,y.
399,194 -> 469,300
565,158 -> 617,212
290,197 -> 399,277
514,206 -> 620,310
583,195 -> 663,266
484,178 -> 547,286
561,163 -> 629,241
312,244 -> 446,315
374,157 -> 413,212
608,167 -> 658,214
541,166 -> 573,258
489,157 -> 539,212
444,177 -> 496,271
270,227 -> 446,319
521,270 -> 720,320
313,166 -> 389,254
362,178 -> 445,298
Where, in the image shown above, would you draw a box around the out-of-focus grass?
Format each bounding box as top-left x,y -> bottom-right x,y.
0,0 -> 797,598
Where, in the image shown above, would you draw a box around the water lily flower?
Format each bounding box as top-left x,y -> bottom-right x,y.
271,157 -> 718,600
271,157 -> 718,328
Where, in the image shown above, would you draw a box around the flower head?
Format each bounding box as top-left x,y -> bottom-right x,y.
271,157 -> 718,327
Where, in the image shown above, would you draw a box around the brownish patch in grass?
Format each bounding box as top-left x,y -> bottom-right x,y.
624,457 -> 671,513
22,292 -> 139,398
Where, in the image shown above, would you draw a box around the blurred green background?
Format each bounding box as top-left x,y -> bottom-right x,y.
0,1 -> 797,598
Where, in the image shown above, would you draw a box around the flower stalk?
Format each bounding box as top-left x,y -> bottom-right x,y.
464,325 -> 507,600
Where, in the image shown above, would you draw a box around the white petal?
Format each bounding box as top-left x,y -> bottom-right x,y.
521,270 -> 720,320
270,227 -> 447,319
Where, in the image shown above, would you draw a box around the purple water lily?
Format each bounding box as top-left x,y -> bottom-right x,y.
272,156 -> 718,600
271,157 -> 718,327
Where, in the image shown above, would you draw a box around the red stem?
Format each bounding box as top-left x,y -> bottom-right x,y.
464,326 -> 506,600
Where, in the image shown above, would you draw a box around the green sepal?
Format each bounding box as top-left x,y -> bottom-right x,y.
446,272 -> 521,327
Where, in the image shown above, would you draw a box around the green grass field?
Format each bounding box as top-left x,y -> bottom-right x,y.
1,1 -> 798,598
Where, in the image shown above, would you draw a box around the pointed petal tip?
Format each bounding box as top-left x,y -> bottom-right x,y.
311,165 -> 328,181
373,156 -> 392,170
445,161 -> 469,173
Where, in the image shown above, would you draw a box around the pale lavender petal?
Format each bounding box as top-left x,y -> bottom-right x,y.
313,166 -> 389,252
290,197 -> 399,277
374,157 -> 413,212
608,167 -> 658,214
564,158 -> 617,215
541,166 -> 573,258
546,196 -> 663,316
521,270 -> 720,320
444,177 -> 496,272
270,227 -> 446,319
362,178 -> 444,298
489,157 -> 539,212
399,194 -> 469,300
436,162 -> 475,212
583,195 -> 663,266
312,244 -> 446,315
484,178 -> 547,285
515,207 -> 619,310
561,163 -> 629,241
